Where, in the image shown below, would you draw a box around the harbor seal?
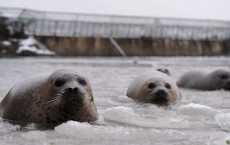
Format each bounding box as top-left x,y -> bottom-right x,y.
126,70 -> 181,106
0,69 -> 98,128
177,68 -> 230,90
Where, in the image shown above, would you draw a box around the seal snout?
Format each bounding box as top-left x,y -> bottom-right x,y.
155,89 -> 168,98
65,87 -> 79,95
63,87 -> 84,103
152,89 -> 169,104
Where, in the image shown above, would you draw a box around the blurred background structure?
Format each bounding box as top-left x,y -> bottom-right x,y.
0,7 -> 230,56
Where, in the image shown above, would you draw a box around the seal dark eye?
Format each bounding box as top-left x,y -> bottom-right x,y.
219,74 -> 228,80
78,78 -> 87,86
165,83 -> 171,89
54,78 -> 66,87
148,82 -> 156,89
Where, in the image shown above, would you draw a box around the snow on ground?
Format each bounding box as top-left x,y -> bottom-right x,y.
0,12 -> 18,18
0,41 -> 11,46
0,57 -> 229,145
17,36 -> 55,56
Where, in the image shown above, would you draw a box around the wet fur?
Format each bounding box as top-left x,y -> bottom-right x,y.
0,69 -> 98,128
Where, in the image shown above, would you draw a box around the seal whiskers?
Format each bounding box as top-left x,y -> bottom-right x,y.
43,95 -> 63,111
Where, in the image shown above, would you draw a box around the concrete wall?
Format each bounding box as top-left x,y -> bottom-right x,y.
35,36 -> 228,56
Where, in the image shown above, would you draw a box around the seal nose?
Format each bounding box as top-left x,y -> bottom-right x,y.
152,89 -> 169,105
155,89 -> 168,98
66,87 -> 79,94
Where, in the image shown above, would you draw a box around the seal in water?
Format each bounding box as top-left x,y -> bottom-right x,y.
0,69 -> 98,127
126,70 -> 181,106
177,68 -> 230,90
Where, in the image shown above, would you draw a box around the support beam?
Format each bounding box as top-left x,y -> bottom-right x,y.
109,37 -> 127,56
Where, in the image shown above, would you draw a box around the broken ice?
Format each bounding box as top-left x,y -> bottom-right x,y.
177,103 -> 220,118
104,106 -> 191,129
215,113 -> 230,131
55,121 -> 188,141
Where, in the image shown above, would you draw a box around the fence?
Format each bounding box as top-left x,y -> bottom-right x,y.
1,7 -> 230,40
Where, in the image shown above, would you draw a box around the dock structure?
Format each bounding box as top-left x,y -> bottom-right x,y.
1,7 -> 230,56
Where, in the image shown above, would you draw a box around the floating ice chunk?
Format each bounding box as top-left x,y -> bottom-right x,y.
177,103 -> 219,117
116,95 -> 133,102
215,113 -> 230,131
55,121 -> 188,141
104,106 -> 191,129
104,106 -> 137,123
21,131 -> 47,141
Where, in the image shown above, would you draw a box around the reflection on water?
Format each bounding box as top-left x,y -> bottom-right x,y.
0,57 -> 229,145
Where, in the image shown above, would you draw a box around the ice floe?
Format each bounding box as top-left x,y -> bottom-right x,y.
55,121 -> 188,141
104,106 -> 191,129
215,113 -> 230,131
177,103 -> 220,118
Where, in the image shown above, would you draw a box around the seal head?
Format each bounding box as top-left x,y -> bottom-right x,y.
177,68 -> 230,90
0,69 -> 98,128
211,69 -> 230,90
127,71 -> 181,106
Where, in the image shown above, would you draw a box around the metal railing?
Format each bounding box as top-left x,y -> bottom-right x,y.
1,7 -> 230,40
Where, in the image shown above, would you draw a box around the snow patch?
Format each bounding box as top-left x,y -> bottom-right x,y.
17,36 -> 55,56
55,121 -> 187,141
0,12 -> 18,18
19,37 -> 36,46
1,41 -> 11,46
